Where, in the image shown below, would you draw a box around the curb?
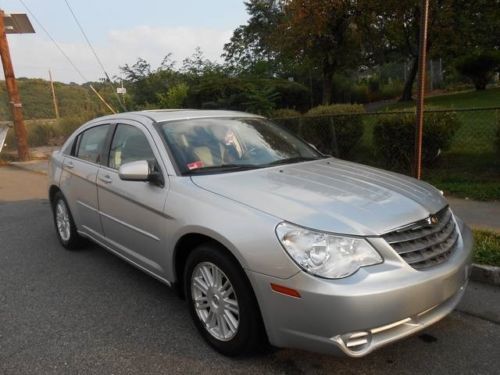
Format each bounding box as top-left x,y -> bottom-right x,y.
471,263 -> 500,286
7,161 -> 48,176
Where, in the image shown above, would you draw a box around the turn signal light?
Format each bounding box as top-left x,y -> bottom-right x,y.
270,283 -> 301,298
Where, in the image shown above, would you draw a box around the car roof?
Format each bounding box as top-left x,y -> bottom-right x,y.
92,109 -> 262,124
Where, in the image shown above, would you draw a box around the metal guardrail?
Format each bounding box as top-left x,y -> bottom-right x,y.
0,122 -> 12,153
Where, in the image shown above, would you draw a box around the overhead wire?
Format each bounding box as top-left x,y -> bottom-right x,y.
18,0 -> 88,82
63,0 -> 127,111
17,0 -> 117,113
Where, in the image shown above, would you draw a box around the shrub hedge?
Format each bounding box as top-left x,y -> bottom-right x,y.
302,104 -> 365,157
185,77 -> 310,113
271,109 -> 302,135
373,109 -> 460,172
3,116 -> 91,150
496,116 -> 500,155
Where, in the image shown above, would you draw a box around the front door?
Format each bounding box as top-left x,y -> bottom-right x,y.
96,122 -> 168,274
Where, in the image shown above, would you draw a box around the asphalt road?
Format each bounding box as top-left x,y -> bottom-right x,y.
1,199 -> 499,375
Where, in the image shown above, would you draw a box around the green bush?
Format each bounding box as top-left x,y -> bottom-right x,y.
456,51 -> 500,90
3,116 -> 94,151
185,77 -> 253,110
271,109 -> 302,135
242,86 -> 279,116
271,108 -> 301,118
302,104 -> 365,157
379,82 -> 404,101
157,83 -> 189,109
4,121 -> 55,148
58,116 -> 91,139
373,109 -> 460,172
350,84 -> 369,104
186,77 -> 310,113
496,115 -> 500,155
29,122 -> 58,147
264,80 -> 310,112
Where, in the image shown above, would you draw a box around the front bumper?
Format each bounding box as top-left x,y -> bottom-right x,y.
248,223 -> 473,357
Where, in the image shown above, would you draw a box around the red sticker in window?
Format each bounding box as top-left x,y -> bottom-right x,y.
187,161 -> 204,170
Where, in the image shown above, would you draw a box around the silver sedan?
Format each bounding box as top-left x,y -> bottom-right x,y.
48,110 -> 472,357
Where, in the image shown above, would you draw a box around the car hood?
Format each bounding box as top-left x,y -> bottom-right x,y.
191,158 -> 448,236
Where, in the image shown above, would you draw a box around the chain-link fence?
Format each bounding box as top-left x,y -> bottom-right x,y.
273,107 -> 500,184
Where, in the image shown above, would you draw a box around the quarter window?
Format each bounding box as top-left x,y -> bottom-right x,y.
75,125 -> 110,164
108,124 -> 155,170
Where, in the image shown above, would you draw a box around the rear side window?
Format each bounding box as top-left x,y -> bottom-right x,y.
108,124 -> 155,170
76,125 -> 110,164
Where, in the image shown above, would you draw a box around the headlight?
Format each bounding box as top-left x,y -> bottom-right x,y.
275,222 -> 383,279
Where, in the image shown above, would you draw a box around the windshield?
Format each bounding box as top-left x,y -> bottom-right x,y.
158,117 -> 323,174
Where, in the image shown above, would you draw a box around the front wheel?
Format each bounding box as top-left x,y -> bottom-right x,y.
184,244 -> 266,356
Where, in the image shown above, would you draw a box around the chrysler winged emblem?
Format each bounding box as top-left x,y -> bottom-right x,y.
427,215 -> 439,225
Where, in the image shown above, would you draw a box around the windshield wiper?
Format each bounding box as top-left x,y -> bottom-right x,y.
186,164 -> 261,174
264,156 -> 321,167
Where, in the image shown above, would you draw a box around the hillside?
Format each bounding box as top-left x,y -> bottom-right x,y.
0,78 -> 117,120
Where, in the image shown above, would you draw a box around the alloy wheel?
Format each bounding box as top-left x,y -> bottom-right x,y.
191,261 -> 240,341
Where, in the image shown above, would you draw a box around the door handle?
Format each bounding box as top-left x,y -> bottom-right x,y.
64,160 -> 74,169
99,174 -> 112,184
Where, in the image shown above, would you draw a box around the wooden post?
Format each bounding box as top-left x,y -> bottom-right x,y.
49,69 -> 60,119
89,84 -> 116,114
0,10 -> 29,161
414,0 -> 430,179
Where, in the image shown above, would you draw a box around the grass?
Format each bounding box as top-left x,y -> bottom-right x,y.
473,229 -> 500,267
370,88 -> 500,200
427,179 -> 500,201
384,88 -> 500,153
385,87 -> 500,110
422,152 -> 500,201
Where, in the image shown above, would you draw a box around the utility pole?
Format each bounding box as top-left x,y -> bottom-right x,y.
0,10 -> 35,161
48,69 -> 60,119
414,0 -> 430,179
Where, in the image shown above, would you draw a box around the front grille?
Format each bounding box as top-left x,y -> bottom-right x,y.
383,207 -> 459,270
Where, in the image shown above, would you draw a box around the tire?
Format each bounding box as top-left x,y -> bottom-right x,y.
51,191 -> 86,250
184,243 -> 266,356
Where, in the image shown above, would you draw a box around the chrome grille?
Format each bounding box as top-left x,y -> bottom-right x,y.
383,207 -> 459,270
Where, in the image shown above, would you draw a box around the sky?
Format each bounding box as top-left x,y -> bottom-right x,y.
0,0 -> 249,83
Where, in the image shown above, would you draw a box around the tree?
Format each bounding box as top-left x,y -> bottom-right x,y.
276,0 -> 362,104
223,1 -> 286,76
225,1 -> 366,105
367,0 -> 500,101
120,55 -> 183,108
456,51 -> 500,90
363,0 -> 453,102
182,47 -> 217,77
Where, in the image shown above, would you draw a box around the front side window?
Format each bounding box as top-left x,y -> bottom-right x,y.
76,125 -> 110,164
108,124 -> 155,170
158,117 -> 323,174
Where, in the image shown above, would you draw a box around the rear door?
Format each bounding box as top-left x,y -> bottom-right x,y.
96,121 -> 169,274
59,124 -> 111,236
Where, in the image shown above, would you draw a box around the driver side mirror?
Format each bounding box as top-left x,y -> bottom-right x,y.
118,160 -> 164,187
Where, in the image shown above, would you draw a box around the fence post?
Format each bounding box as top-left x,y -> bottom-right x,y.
329,117 -> 339,157
298,116 -> 304,139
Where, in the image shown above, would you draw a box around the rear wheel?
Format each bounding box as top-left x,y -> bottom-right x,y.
52,191 -> 85,250
184,244 -> 266,356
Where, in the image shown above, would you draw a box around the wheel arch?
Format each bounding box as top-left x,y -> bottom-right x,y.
49,185 -> 61,205
172,231 -> 269,346
173,232 -> 246,298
